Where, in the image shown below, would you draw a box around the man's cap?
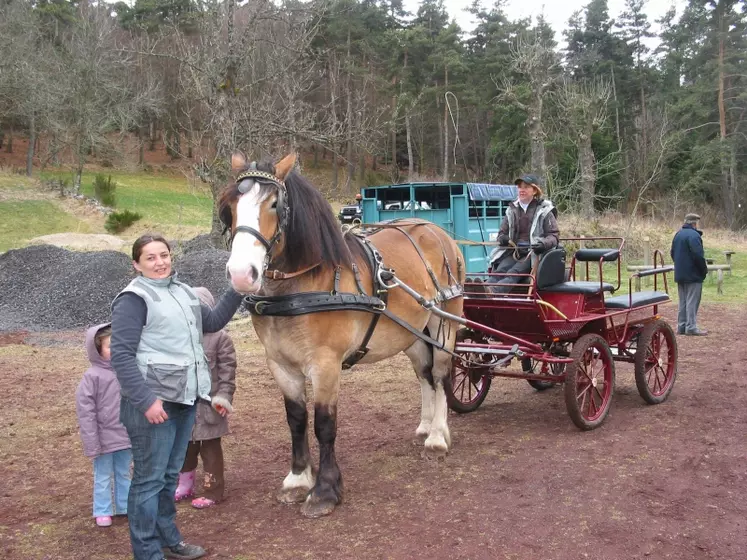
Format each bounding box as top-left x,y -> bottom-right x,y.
684,213 -> 701,222
515,174 -> 540,186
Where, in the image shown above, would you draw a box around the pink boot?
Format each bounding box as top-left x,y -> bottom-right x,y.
175,470 -> 195,502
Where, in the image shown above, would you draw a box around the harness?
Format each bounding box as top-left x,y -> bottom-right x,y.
226,168 -> 465,367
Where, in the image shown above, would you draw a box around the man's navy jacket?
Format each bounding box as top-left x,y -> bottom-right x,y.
670,223 -> 708,284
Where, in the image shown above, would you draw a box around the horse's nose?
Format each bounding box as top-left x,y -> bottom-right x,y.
226,263 -> 260,293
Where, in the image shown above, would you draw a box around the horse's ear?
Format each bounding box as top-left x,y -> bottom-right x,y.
231,152 -> 247,172
274,153 -> 297,180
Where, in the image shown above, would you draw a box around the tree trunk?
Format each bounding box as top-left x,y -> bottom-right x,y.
332,148 -> 339,189
344,27 -> 354,193
26,113 -> 35,176
149,121 -> 156,151
717,16 -> 734,228
405,115 -> 414,182
443,67 -> 449,181
138,125 -> 146,165
611,67 -> 632,212
579,130 -> 595,217
528,101 -> 545,181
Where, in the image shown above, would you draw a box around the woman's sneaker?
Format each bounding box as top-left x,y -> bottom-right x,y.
95,516 -> 112,527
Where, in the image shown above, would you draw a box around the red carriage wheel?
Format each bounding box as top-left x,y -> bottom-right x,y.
563,333 -> 615,430
447,354 -> 492,414
634,319 -> 678,404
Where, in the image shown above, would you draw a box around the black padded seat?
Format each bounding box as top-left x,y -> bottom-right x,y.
575,248 -> 620,262
604,291 -> 670,309
541,281 -> 615,294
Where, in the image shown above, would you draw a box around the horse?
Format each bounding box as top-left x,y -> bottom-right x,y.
220,152 -> 465,518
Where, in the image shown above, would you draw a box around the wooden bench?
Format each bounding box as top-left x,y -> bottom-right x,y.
626,264 -> 731,295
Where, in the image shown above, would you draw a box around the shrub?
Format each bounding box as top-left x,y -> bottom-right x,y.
105,209 -> 142,233
94,174 -> 117,207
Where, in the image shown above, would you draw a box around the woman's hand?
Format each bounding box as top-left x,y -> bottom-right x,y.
145,399 -> 168,424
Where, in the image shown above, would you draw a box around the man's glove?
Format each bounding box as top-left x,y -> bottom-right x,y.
532,242 -> 546,254
498,238 -> 509,247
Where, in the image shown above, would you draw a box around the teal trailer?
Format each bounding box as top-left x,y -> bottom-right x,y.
359,182 -> 518,274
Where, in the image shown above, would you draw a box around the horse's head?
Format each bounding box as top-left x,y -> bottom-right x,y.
222,152 -> 297,293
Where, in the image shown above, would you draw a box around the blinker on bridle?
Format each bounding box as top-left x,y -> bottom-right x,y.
230,164 -> 289,255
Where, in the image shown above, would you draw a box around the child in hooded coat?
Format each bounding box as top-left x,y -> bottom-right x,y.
174,287 -> 237,509
75,323 -> 132,527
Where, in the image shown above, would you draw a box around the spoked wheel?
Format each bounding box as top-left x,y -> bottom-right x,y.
564,333 -> 615,430
634,319 -> 678,404
447,354 -> 492,413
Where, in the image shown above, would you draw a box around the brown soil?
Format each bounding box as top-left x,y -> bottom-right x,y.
0,305 -> 745,560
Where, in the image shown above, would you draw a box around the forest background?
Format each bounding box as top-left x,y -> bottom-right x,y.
1,0 -> 745,234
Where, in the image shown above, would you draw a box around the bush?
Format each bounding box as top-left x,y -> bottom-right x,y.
105,209 -> 142,233
94,174 -> 117,207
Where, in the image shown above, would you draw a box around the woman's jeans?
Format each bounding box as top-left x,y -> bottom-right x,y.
120,398 -> 196,560
92,449 -> 132,517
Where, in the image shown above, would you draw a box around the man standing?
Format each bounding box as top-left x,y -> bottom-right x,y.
670,213 -> 709,336
486,174 -> 559,293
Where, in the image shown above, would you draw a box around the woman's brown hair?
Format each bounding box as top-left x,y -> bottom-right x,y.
132,233 -> 171,262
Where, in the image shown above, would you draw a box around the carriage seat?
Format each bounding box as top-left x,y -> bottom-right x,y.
535,247 -> 615,294
604,291 -> 670,309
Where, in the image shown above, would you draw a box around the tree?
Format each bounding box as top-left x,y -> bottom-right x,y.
553,77 -> 612,216
496,22 -> 559,183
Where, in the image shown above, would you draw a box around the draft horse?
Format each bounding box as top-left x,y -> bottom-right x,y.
221,153 -> 465,518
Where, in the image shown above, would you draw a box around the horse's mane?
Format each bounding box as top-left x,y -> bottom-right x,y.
220,160 -> 368,275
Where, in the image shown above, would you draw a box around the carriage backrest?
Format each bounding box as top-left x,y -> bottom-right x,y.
536,247 -> 567,289
574,248 -> 620,262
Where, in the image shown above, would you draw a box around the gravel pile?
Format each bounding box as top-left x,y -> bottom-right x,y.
0,241 -> 237,332
174,234 -> 226,256
0,245 -> 134,331
173,249 -> 232,301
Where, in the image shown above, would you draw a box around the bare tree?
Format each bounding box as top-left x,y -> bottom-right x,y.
143,1 -> 340,235
554,77 -> 611,217
0,1 -> 63,176
496,34 -> 559,182
56,4 -> 162,191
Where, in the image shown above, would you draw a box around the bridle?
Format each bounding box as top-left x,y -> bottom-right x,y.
229,166 -> 289,260
226,163 -> 321,281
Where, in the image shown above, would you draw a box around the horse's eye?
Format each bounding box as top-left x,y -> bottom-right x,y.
271,200 -> 278,210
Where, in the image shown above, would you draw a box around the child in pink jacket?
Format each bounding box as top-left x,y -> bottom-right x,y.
75,323 -> 132,527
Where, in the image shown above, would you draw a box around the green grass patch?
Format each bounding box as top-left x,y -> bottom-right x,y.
0,200 -> 92,252
40,170 -> 213,227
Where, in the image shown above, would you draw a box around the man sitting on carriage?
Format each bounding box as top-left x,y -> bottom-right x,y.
485,174 -> 559,293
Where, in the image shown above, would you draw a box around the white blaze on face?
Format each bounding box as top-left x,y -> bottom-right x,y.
226,181 -> 268,293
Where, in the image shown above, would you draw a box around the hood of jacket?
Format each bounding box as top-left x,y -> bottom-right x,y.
193,287 -> 215,308
85,322 -> 113,369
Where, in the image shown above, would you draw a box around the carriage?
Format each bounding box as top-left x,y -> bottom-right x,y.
448,238 -> 678,430
221,153 -> 679,518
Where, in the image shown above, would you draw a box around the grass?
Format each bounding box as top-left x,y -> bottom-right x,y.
0,200 -> 93,252
2,168 -> 746,306
40,169 -> 213,227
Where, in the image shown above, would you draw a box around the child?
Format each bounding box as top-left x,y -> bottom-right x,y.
175,287 -> 237,509
75,323 -> 132,527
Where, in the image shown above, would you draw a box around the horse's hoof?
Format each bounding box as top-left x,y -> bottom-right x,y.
423,435 -> 449,460
415,424 -> 431,439
300,497 -> 338,518
276,487 -> 310,504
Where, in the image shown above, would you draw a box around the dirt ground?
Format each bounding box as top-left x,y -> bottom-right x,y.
1,305 -> 745,560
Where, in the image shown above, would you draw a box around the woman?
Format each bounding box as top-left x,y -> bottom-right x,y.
111,233 -> 243,560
